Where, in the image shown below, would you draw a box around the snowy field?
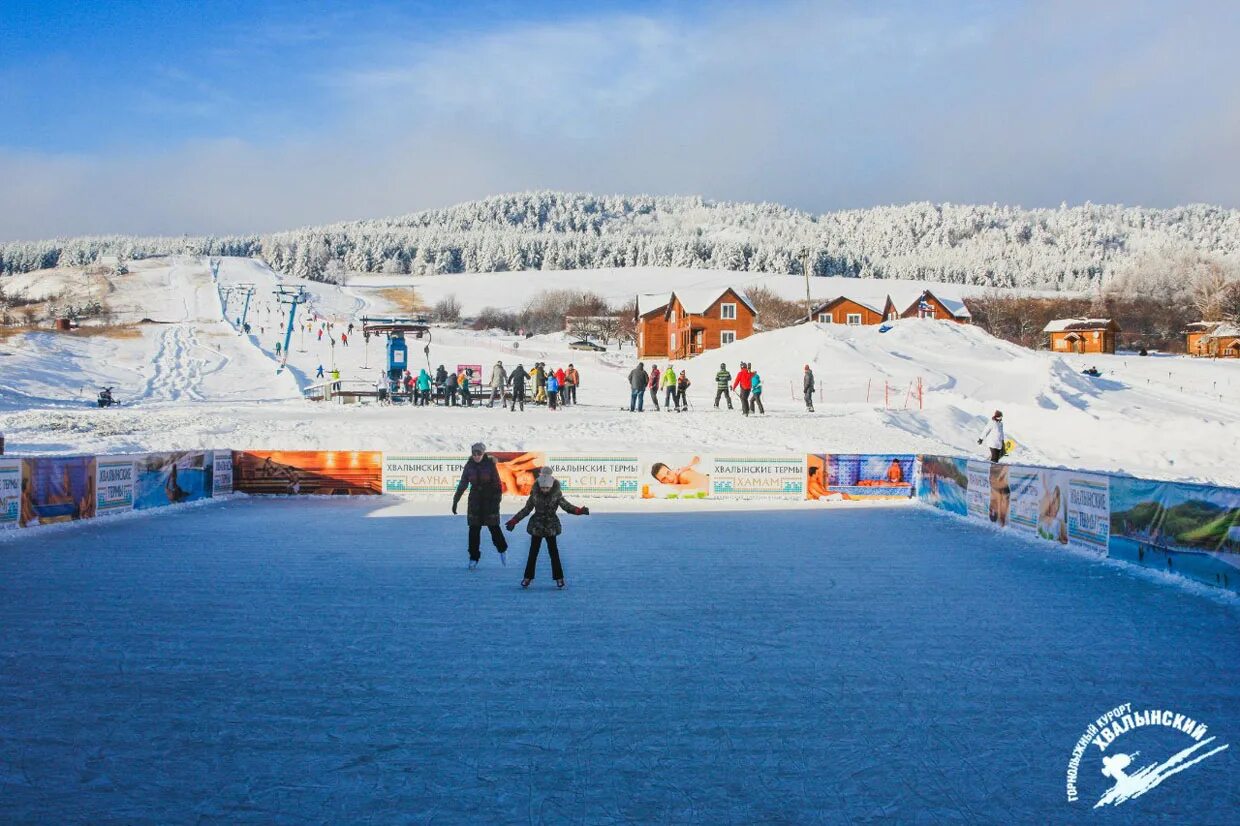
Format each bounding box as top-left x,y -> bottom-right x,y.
1,498 -> 1236,822
2,257 -> 1239,485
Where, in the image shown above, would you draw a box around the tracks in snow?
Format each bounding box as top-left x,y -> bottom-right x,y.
143,324 -> 222,403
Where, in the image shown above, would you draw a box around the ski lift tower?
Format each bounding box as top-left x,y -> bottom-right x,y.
209,257 -> 221,281
219,285 -> 234,320
233,283 -> 256,331
361,315 -> 432,386
274,286 -> 310,371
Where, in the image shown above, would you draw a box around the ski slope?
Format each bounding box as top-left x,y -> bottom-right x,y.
2,256 -> 1239,485
0,498 -> 1235,821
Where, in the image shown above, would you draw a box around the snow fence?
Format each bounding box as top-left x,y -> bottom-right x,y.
3,449 -> 1236,593
918,454 -> 1240,593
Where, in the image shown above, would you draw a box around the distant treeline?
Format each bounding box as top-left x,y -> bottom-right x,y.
3,192 -> 1240,296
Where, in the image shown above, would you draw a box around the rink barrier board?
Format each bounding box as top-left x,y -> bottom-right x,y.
917,454 -> 1240,594
6,447 -> 1238,594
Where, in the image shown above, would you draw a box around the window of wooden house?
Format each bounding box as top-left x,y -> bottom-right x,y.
720,303 -> 737,320
846,313 -> 862,326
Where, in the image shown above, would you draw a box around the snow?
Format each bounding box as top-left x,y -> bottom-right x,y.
0,497 -> 1235,821
1043,318 -> 1117,333
669,286 -> 756,315
2,257 -> 1240,487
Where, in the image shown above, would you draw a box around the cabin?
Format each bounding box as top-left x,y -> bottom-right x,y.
897,289 -> 971,323
809,288 -> 970,326
810,297 -> 889,326
1186,322 -> 1240,358
1043,319 -> 1121,354
634,293 -> 672,359
664,288 -> 757,360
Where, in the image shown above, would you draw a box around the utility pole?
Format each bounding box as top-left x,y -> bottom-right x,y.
801,250 -> 813,321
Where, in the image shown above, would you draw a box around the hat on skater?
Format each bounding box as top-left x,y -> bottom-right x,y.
537,466 -> 555,490
471,442 -> 486,455
993,410 -> 1003,420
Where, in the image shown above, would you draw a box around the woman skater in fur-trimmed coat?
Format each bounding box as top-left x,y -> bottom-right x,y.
506,467 -> 589,588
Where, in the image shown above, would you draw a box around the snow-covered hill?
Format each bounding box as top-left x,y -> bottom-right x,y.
1,256 -> 1238,485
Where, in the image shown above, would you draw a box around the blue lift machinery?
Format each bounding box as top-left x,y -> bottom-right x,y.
361,315 -> 432,389
274,286 -> 310,372
233,283 -> 256,332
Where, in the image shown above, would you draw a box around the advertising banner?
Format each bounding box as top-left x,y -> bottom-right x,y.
384,454 -> 464,496
966,460 -> 990,521
0,458 -> 21,528
491,451 -> 548,498
212,450 -> 233,496
19,456 -> 97,527
917,455 -> 968,515
1035,468 -> 1110,552
640,453 -> 712,499
134,451 -> 214,510
546,455 -> 642,498
712,456 -> 805,499
1108,476 -> 1239,588
1006,466 -> 1042,535
808,454 -> 914,500
232,451 -> 383,495
457,364 -> 483,389
95,454 -> 136,516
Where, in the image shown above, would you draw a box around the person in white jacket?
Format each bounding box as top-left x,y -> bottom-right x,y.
978,410 -> 1005,462
488,361 -> 508,408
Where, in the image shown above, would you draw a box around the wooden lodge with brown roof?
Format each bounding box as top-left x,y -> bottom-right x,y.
635,287 -> 757,360
1043,318 -> 1121,354
1186,322 -> 1240,358
808,288 -> 971,326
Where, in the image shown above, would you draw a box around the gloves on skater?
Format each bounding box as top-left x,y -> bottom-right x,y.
505,518 -> 517,531
577,506 -> 590,515
976,439 -> 982,445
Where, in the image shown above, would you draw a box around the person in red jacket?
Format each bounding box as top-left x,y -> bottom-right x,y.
555,367 -> 568,406
647,364 -> 662,411
731,362 -> 753,416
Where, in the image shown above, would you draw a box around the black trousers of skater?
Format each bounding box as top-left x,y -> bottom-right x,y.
510,387 -> 525,411
803,389 -> 815,412
523,535 -> 564,581
714,388 -> 733,409
738,388 -> 751,415
663,386 -> 675,409
752,393 -> 765,414
468,524 -> 508,561
566,385 -> 577,404
989,448 -> 1003,463
548,389 -> 558,410
649,386 -> 660,410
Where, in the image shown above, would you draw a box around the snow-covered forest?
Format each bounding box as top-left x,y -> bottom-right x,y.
3,192 -> 1239,292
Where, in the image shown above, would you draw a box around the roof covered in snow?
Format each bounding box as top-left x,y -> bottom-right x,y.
636,292 -> 671,317
1042,318 -> 1120,333
669,287 -> 757,316
1206,323 -> 1240,338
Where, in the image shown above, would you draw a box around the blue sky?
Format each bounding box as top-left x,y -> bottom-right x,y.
1,0 -> 1238,239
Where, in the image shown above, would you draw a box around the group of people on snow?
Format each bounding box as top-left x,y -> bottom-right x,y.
627,363 -> 693,412
452,443 -> 588,588
625,361 -> 816,415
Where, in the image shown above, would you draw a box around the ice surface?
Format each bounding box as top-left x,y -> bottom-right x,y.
1,499 -> 1236,822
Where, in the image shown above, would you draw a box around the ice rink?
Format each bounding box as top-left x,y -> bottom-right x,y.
1,498 -> 1237,823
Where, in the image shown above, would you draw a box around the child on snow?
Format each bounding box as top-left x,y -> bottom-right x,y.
507,467 -> 589,589
978,410 -> 1006,462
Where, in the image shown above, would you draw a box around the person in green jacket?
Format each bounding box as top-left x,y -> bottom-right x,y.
661,363 -> 678,410
714,363 -> 734,409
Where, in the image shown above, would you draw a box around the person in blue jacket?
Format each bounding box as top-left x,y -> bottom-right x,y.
750,366 -> 766,414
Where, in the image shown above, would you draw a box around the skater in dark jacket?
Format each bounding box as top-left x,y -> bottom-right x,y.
507,467 -> 589,588
803,364 -> 816,412
452,442 -> 508,568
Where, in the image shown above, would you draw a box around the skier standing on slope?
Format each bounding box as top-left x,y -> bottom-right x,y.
315,364 -> 324,379
508,466 -> 589,589
628,362 -> 649,412
647,364 -> 662,411
676,370 -> 691,411
453,442 -> 508,569
714,363 -> 734,409
564,364 -> 579,405
508,363 -> 529,411
416,368 -> 432,405
661,363 -> 677,410
732,362 -> 753,416
546,369 -> 560,410
978,410 -> 1006,463
750,366 -> 766,414
488,360 -> 508,408
555,367 -> 568,406
803,365 -> 816,412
